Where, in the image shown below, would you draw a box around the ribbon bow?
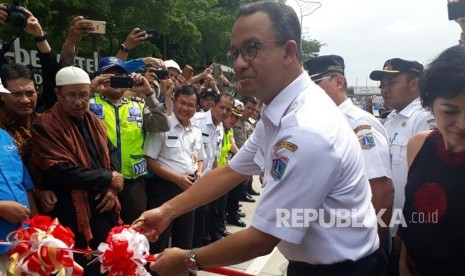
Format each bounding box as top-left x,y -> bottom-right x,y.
3,215 -> 84,276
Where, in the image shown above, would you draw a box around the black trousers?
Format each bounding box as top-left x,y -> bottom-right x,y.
146,175 -> 194,253
118,175 -> 147,224
287,249 -> 385,276
193,204 -> 209,247
226,184 -> 242,218
206,194 -> 228,236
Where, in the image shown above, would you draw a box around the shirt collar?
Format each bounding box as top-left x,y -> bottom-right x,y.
392,97 -> 422,118
338,98 -> 353,112
261,72 -> 311,127
170,114 -> 191,130
206,109 -> 224,132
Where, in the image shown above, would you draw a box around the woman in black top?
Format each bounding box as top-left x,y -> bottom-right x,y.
399,45 -> 465,275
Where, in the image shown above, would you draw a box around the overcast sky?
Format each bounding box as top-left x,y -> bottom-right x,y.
286,0 -> 460,87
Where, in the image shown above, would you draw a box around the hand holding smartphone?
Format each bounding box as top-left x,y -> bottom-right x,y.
213,64 -> 222,79
154,69 -> 169,80
181,65 -> 193,80
110,76 -> 134,88
448,0 -> 465,20
80,20 -> 106,34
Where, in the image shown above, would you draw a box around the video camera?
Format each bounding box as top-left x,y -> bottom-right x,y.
5,0 -> 27,29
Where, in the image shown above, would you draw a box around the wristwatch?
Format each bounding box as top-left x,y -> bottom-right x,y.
185,249 -> 200,272
119,43 -> 130,53
34,32 -> 48,43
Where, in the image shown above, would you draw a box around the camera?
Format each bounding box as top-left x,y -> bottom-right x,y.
5,1 -> 28,28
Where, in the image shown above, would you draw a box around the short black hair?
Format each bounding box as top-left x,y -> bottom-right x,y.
242,96 -> 257,106
174,85 -> 198,100
214,93 -> 234,104
237,1 -> 302,61
420,45 -> 465,110
1,63 -> 36,88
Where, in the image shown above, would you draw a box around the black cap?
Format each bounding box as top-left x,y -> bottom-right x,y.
304,55 -> 345,79
369,58 -> 423,81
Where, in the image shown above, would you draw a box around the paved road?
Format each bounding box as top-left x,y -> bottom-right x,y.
198,176 -> 288,276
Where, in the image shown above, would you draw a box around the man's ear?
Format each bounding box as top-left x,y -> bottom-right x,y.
54,87 -> 60,97
283,40 -> 298,64
335,75 -> 345,89
409,77 -> 420,94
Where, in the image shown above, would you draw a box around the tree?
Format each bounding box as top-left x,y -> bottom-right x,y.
301,37 -> 324,61
0,0 -> 322,73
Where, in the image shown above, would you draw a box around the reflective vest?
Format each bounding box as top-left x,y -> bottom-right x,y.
89,94 -> 146,179
218,129 -> 233,167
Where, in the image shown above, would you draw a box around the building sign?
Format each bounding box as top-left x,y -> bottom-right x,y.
353,86 -> 381,95
4,39 -> 99,85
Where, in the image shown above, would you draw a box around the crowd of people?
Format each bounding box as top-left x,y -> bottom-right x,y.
1,0 -> 465,275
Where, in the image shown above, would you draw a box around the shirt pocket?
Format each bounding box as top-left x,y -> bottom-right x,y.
164,138 -> 182,159
390,134 -> 408,165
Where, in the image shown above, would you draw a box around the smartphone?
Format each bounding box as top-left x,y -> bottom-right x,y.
213,64 -> 221,79
154,69 -> 169,80
181,65 -> 193,80
448,1 -> 465,20
81,20 -> 107,34
146,29 -> 157,44
110,76 -> 134,88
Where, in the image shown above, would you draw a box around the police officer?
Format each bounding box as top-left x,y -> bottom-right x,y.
144,85 -> 205,254
89,56 -> 170,224
305,55 -> 394,251
135,2 -> 383,275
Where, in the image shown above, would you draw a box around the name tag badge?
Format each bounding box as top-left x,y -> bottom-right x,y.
129,106 -> 141,117
89,103 -> 104,119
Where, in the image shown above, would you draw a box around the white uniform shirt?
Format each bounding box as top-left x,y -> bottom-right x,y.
193,110 -> 224,175
229,73 -> 379,264
338,98 -> 391,180
144,115 -> 205,175
384,97 -> 435,236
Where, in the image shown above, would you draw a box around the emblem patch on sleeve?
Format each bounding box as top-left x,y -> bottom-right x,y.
271,153 -> 289,180
274,140 -> 298,152
358,132 -> 376,150
353,124 -> 371,134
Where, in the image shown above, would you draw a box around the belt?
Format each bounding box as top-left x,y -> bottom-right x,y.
287,248 -> 384,273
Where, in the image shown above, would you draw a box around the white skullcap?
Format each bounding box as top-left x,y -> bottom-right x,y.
0,78 -> 10,94
164,59 -> 181,73
56,66 -> 91,86
234,99 -> 244,110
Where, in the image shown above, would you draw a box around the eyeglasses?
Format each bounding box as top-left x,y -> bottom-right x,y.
312,75 -> 338,85
63,94 -> 91,102
227,40 -> 285,64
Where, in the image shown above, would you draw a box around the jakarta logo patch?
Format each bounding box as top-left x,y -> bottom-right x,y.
271,153 -> 289,180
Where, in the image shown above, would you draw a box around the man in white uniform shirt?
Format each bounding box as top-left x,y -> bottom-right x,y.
192,93 -> 234,247
369,58 -> 435,273
144,85 -> 205,255
136,2 -> 383,275
305,55 -> 394,251
369,59 -> 435,236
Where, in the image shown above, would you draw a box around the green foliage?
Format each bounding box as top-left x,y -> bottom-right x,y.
0,0 -> 322,72
301,38 -> 325,61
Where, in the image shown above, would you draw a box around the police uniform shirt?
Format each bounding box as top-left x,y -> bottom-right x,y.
144,115 -> 205,175
338,98 -> 391,180
193,110 -> 224,175
229,73 -> 379,264
384,97 -> 435,237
